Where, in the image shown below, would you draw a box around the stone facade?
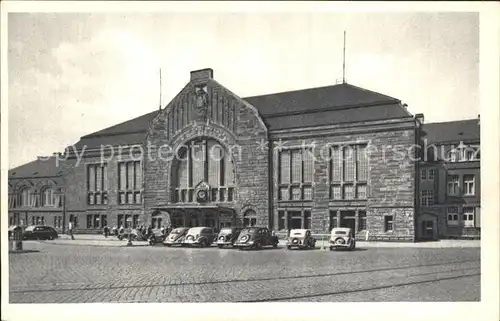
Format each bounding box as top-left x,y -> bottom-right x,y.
270,118 -> 417,241
144,70 -> 269,228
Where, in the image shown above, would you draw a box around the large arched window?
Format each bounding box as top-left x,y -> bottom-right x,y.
41,187 -> 55,207
243,209 -> 257,227
172,138 -> 235,203
19,187 -> 35,207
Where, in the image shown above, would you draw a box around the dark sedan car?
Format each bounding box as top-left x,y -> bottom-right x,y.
233,227 -> 279,250
23,225 -> 58,240
215,227 -> 242,248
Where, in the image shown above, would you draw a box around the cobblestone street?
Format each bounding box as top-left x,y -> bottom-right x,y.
9,241 -> 480,303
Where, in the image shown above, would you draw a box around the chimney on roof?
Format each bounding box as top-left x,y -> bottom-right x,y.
415,113 -> 424,125
190,68 -> 213,83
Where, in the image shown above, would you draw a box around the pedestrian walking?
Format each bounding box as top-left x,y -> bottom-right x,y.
103,225 -> 109,238
112,225 -> 117,236
68,221 -> 75,240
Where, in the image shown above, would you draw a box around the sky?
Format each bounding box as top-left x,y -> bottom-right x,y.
8,12 -> 479,168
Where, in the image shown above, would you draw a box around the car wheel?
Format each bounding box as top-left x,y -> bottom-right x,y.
287,245 -> 291,250
329,246 -> 334,251
273,241 -> 278,248
218,245 -> 224,249
118,235 -> 123,240
254,242 -> 261,250
48,236 -> 54,240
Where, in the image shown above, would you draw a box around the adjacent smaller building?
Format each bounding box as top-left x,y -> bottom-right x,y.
417,117 -> 480,240
7,155 -> 65,233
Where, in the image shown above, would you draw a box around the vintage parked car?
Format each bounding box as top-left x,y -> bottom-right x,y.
147,230 -> 167,246
117,229 -> 141,241
286,229 -> 316,250
233,227 -> 279,250
163,227 -> 189,247
22,225 -> 58,240
182,227 -> 215,247
329,227 -> 356,251
216,227 -> 242,248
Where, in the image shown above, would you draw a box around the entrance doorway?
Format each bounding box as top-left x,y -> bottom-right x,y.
287,211 -> 302,229
421,220 -> 434,239
339,211 -> 356,237
417,213 -> 438,241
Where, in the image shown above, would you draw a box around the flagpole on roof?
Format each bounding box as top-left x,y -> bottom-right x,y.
342,30 -> 346,84
159,68 -> 162,111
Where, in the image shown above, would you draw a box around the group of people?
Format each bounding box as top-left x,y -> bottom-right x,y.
101,224 -> 173,239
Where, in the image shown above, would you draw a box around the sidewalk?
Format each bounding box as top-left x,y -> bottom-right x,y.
44,234 -> 480,248
310,239 -> 480,248
49,234 -> 149,247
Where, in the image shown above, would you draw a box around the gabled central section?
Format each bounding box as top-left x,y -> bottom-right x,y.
165,68 -> 239,141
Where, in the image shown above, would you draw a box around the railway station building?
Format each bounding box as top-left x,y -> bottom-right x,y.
7,68 -> 480,241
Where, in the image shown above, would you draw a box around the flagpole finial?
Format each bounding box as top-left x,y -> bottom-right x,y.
159,68 -> 162,111
342,30 -> 346,84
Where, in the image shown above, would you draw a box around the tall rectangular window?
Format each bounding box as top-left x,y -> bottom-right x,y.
119,163 -> 127,190
278,148 -> 314,201
331,146 -> 342,182
447,175 -> 460,196
330,144 -> 368,200
357,145 -> 368,181
463,175 -> 475,196
291,150 -> 302,183
384,215 -> 393,232
303,149 -> 314,183
86,215 -> 92,229
87,164 -> 108,205
344,147 -> 355,182
279,151 -> 290,184
358,211 -> 367,231
192,144 -> 205,185
118,161 -> 142,204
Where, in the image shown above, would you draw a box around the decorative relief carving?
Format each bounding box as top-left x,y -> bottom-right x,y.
194,85 -> 208,120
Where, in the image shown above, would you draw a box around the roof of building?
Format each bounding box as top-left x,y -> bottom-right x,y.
71,82 -> 411,149
421,119 -> 480,144
9,156 -> 65,179
244,83 -> 403,116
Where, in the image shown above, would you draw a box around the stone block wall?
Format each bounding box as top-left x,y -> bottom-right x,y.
271,118 -> 417,240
